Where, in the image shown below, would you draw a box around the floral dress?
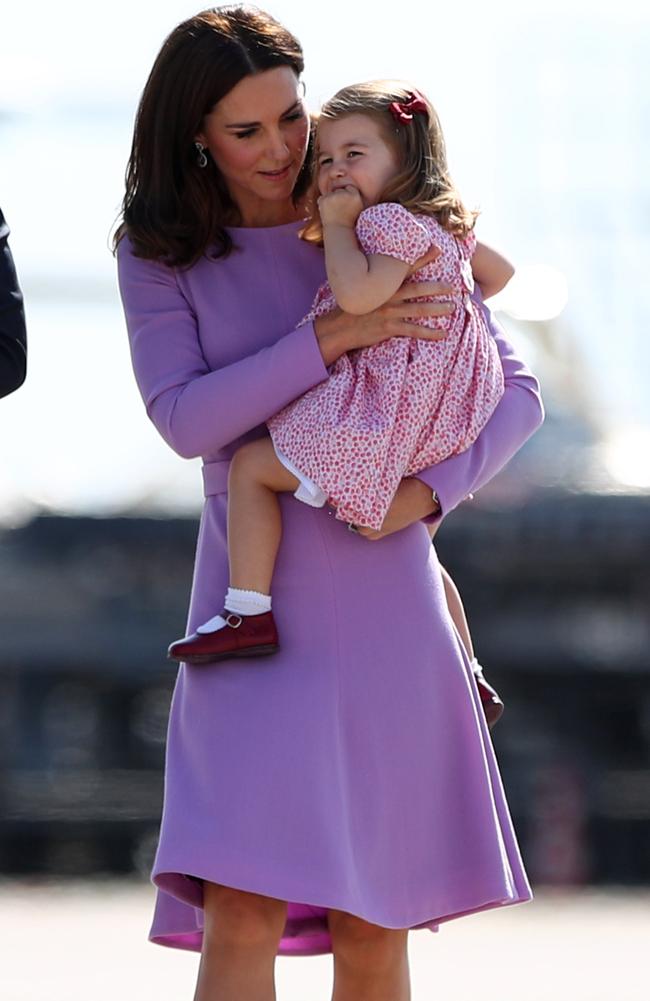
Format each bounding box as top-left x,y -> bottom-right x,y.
267,202 -> 504,530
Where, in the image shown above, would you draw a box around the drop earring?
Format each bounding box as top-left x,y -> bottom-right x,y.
194,141 -> 208,168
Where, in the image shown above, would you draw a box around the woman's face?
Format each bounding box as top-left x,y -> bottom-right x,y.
197,66 -> 309,225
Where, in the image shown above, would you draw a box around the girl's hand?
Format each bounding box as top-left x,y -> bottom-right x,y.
314,280 -> 456,364
318,187 -> 364,228
355,477 -> 441,540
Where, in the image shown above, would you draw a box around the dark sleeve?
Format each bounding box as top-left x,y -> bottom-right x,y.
0,208 -> 28,399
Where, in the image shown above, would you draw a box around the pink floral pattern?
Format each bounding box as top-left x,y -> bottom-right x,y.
267,202 -> 504,530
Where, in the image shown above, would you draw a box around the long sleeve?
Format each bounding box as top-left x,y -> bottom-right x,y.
117,239 -> 330,460
0,209 -> 27,399
414,296 -> 544,520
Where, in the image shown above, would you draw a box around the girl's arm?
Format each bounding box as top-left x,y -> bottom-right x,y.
323,226 -> 411,315
320,189 -> 412,315
472,241 -> 515,300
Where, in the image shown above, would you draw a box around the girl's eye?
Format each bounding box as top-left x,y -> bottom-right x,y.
319,158 -> 332,168
347,150 -> 362,159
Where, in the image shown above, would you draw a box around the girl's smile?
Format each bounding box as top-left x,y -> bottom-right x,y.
317,113 -> 400,207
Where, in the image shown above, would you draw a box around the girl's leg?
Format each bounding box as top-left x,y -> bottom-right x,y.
227,437 -> 300,595
168,437 -> 300,660
193,881 -> 287,1001
440,563 -> 505,727
328,909 -> 411,1001
439,563 -> 474,658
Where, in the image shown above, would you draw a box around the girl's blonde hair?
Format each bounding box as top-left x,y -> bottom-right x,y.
301,80 -> 478,246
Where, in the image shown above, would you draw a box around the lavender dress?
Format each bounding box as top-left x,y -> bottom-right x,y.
117,220 -> 543,957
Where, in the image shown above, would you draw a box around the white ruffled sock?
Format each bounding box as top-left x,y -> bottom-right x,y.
196,588 -> 272,634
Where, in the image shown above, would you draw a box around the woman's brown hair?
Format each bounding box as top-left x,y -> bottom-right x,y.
301,80 -> 478,246
113,5 -> 312,267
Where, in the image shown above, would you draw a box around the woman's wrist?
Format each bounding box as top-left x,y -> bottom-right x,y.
313,311 -> 354,365
405,475 -> 440,519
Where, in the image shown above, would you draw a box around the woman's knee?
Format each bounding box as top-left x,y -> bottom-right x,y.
201,882 -> 287,950
328,909 -> 408,968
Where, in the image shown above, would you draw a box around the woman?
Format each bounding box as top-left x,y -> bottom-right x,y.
116,7 -> 543,1001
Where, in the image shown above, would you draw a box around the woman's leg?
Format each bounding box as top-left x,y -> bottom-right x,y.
328,909 -> 411,1001
439,563 -> 474,659
193,881 -> 288,1001
227,437 -> 300,594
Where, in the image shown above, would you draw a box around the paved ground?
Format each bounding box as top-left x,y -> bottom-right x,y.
0,879 -> 646,1000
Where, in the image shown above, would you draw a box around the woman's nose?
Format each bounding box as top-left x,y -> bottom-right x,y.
268,131 -> 290,160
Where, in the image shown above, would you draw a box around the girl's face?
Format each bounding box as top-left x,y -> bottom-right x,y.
196,66 -> 309,226
316,113 -> 400,207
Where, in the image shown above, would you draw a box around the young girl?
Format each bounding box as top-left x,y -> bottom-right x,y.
168,80 -> 512,724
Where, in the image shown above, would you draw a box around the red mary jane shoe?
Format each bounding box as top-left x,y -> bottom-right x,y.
168,610 -> 279,665
471,659 -> 505,729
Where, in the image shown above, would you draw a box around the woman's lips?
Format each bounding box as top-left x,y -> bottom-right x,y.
259,163 -> 292,181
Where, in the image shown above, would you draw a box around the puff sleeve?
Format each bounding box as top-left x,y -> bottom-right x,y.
355,203 -> 433,264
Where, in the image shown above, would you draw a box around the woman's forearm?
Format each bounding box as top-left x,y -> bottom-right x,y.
313,310 -> 355,366
119,242 -> 331,459
414,299 -> 544,520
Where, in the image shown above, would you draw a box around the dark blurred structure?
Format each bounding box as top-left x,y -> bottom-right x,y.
1,495 -> 649,885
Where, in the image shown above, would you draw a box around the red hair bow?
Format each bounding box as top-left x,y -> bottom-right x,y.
389,90 -> 428,125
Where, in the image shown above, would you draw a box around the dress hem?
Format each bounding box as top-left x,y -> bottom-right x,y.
148,865 -> 533,957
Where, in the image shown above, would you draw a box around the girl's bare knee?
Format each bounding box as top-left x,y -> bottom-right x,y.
229,440 -> 259,480
228,438 -> 276,489
202,882 -> 287,950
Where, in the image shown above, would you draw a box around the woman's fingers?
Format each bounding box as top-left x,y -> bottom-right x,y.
388,299 -> 452,318
341,285 -> 457,350
408,245 -> 442,275
393,280 -> 454,301
357,526 -> 382,539
389,299 -> 452,338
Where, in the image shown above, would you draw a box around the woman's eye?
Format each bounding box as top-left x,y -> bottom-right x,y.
284,112 -> 304,122
234,129 -> 256,140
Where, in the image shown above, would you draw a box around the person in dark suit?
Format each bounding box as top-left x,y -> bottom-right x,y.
0,207 -> 27,398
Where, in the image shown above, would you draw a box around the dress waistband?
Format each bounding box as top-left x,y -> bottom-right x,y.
202,459 -> 230,497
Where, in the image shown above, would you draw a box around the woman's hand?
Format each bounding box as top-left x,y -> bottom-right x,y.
408,244 -> 441,276
354,476 -> 441,541
314,276 -> 456,365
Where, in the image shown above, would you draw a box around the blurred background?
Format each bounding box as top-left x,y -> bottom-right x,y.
1,0 -> 648,998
